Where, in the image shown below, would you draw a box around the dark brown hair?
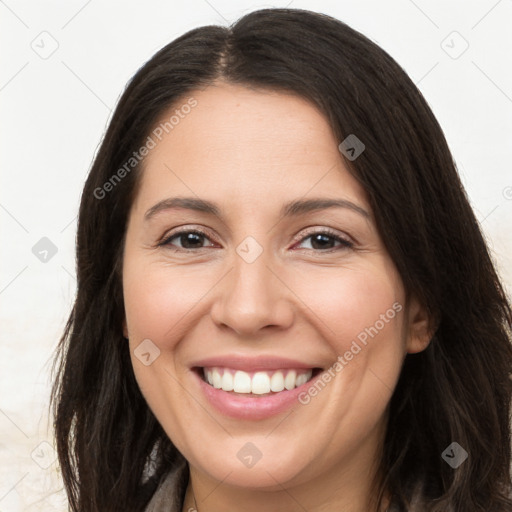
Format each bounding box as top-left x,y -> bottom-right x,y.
50,7 -> 512,511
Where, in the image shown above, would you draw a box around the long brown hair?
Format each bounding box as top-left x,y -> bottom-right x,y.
50,8 -> 512,511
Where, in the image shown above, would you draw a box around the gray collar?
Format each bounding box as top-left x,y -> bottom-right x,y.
144,458 -> 189,512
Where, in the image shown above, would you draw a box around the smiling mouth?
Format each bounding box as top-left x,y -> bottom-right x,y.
194,366 -> 323,396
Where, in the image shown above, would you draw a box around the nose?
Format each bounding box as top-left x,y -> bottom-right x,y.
210,246 -> 294,337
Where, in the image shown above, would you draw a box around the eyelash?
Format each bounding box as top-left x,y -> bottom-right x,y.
158,226 -> 354,253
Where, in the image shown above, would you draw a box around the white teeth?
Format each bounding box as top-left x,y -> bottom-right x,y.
212,369 -> 222,389
251,372 -> 270,394
221,371 -> 234,391
270,371 -> 285,392
284,370 -> 297,390
203,367 -> 313,394
233,371 -> 252,393
296,373 -> 308,387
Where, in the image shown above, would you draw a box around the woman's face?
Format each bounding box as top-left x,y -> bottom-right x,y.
122,82 -> 429,494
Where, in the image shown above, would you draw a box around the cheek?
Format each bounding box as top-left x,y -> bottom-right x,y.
123,260 -> 206,436
288,262 -> 404,351
123,259 -> 215,345
122,259 -> 207,399
288,263 -> 406,410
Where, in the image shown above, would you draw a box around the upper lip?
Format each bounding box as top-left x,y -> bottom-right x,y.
190,354 -> 323,372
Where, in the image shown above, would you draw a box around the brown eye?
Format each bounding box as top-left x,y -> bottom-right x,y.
160,229 -> 215,251
294,229 -> 353,252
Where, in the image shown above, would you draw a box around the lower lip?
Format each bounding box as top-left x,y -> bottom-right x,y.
193,370 -> 319,420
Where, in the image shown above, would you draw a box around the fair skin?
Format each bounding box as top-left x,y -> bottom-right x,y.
122,82 -> 431,512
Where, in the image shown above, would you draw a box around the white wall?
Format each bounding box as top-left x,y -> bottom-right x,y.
1,1 -> 511,509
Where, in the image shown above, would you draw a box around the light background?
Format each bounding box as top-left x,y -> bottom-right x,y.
1,0 -> 511,510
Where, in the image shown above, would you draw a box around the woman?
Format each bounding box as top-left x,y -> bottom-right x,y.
50,7 -> 512,512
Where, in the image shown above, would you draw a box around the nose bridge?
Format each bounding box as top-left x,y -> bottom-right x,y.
210,235 -> 293,335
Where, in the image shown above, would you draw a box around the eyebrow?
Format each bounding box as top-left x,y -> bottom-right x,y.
144,196 -> 370,222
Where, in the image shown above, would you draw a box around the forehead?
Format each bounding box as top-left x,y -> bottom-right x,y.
132,82 -> 369,215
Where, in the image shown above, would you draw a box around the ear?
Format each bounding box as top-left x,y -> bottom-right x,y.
405,296 -> 435,354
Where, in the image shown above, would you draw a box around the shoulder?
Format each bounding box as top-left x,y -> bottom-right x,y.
144,458 -> 189,512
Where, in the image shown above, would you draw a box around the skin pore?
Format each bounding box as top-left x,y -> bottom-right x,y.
122,82 -> 431,512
